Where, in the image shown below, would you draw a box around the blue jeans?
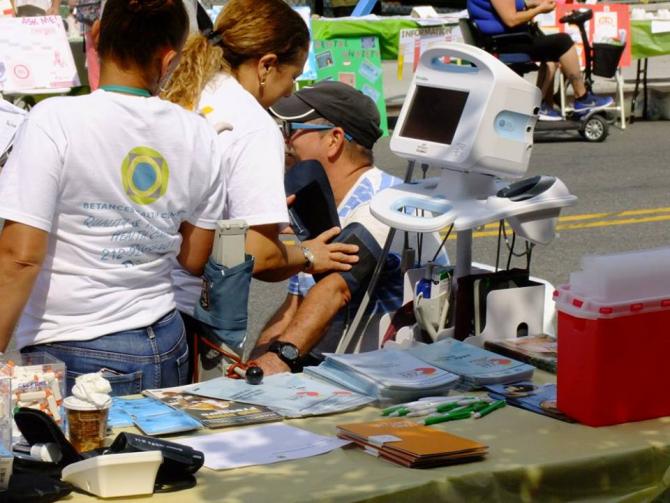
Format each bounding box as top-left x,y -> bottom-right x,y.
21,310 -> 190,396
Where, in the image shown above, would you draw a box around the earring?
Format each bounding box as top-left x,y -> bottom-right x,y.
260,77 -> 266,88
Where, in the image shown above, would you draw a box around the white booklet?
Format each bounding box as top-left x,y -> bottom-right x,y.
408,338 -> 534,385
187,373 -> 374,418
322,349 -> 459,390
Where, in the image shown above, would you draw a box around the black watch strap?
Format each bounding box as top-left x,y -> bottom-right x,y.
268,341 -> 302,372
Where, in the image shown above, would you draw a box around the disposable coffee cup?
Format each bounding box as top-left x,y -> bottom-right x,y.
63,396 -> 110,453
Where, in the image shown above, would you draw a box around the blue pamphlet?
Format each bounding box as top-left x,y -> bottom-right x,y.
408,338 -> 534,389
485,381 -> 575,422
108,397 -> 202,435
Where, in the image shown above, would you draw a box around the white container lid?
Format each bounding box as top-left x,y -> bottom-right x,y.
63,396 -> 110,412
553,284 -> 670,320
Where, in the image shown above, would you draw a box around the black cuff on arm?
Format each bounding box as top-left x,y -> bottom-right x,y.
313,222 -> 383,296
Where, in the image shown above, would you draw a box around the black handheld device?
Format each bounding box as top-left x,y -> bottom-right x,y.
107,432 -> 204,490
284,160 -> 340,241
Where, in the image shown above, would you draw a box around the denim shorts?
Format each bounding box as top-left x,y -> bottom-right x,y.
21,310 -> 190,396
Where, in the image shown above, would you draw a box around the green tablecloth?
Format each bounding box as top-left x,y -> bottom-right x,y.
312,18 -> 452,60
67,373 -> 670,502
313,17 -> 670,62
631,19 -> 670,59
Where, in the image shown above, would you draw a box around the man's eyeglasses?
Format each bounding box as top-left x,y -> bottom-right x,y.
281,121 -> 353,142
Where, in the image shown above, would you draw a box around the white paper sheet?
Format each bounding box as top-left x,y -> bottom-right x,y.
173,424 -> 350,470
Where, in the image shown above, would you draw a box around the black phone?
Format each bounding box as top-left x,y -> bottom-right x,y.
284,160 -> 340,241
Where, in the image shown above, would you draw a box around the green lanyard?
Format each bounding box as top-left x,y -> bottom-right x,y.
99,85 -> 151,97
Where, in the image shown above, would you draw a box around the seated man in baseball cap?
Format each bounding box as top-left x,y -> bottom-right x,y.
252,81 -> 448,374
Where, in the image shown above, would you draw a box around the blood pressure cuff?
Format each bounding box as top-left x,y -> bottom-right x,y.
192,254 -> 254,352
284,160 -> 340,241
314,222 -> 383,297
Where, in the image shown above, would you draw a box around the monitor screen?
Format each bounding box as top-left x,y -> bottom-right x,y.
399,86 -> 469,145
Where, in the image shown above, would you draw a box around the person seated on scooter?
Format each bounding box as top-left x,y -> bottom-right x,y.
467,0 -> 613,120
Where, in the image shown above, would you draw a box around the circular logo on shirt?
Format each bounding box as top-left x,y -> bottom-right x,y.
121,146 -> 169,205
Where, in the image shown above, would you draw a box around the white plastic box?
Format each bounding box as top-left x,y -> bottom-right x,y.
0,377 -> 12,490
570,247 -> 670,303
0,352 -> 66,435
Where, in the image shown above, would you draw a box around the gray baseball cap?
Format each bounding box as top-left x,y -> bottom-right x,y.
270,81 -> 383,149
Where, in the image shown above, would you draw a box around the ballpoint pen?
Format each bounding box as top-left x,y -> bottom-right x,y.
391,401 -> 456,417
435,397 -> 486,414
472,400 -> 506,419
404,397 -> 485,417
423,408 -> 474,426
423,401 -> 492,425
382,396 -> 471,416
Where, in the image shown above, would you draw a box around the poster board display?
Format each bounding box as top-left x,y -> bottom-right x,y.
313,37 -> 389,136
397,25 -> 462,79
0,0 -> 13,17
0,15 -> 80,92
294,6 -> 318,81
554,4 -> 631,69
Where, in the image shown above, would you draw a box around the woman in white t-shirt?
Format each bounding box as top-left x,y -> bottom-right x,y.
0,0 -> 225,395
163,0 -> 358,348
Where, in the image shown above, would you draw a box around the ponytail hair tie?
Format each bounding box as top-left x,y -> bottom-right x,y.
204,28 -> 223,46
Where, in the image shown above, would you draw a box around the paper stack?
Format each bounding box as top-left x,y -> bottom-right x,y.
186,373 -> 374,418
337,418 -> 488,468
304,348 -> 460,402
408,338 -> 534,389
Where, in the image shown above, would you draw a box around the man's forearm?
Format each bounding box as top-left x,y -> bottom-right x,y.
274,273 -> 351,356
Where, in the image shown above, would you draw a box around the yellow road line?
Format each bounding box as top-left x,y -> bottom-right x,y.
440,208 -> 670,240
284,208 -> 670,243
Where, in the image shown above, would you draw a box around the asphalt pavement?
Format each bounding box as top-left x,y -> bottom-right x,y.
248,119 -> 670,338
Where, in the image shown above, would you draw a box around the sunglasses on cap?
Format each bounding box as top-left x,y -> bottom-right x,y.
280,121 -> 353,142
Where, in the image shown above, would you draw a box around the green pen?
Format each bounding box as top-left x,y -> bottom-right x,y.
469,401 -> 491,414
435,399 -> 488,413
381,405 -> 403,416
388,407 -> 411,417
473,400 -> 506,419
424,409 -> 473,426
435,401 -> 462,414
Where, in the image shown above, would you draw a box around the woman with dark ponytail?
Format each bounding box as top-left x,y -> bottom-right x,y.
0,0 -> 226,395
164,0 -> 358,350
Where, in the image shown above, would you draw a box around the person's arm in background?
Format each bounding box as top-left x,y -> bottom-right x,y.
253,273 -> 352,374
47,0 -> 61,15
0,222 -> 48,351
490,0 -> 556,28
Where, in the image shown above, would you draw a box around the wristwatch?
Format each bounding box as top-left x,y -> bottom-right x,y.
300,245 -> 315,272
268,341 -> 302,372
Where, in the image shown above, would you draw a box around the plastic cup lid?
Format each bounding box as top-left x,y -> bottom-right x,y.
63,395 -> 111,411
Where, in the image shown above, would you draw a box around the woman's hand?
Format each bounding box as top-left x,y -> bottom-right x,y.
302,226 -> 359,275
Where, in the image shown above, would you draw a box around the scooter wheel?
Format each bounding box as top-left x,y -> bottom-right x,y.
579,115 -> 609,142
